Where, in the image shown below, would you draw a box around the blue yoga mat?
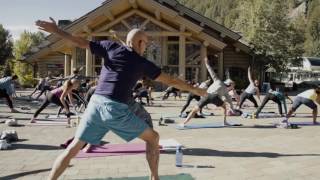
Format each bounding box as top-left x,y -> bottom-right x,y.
290,122 -> 320,126
176,123 -> 242,130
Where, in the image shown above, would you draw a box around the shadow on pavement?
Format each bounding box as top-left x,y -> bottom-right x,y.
0,168 -> 51,179
163,148 -> 320,158
10,143 -> 62,150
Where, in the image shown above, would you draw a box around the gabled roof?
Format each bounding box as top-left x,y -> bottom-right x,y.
25,0 -> 249,61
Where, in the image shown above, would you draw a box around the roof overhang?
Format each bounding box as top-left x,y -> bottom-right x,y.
26,0 -> 247,62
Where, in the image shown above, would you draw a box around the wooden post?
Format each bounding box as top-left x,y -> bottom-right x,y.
70,47 -> 77,73
64,54 -> 71,77
179,25 -> 186,80
218,51 -> 224,79
85,36 -> 93,76
161,37 -> 168,67
200,44 -> 208,81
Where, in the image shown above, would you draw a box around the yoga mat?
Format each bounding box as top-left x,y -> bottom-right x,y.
27,121 -> 68,126
242,112 -> 279,119
76,139 -> 182,158
289,122 -> 320,126
159,139 -> 182,150
77,173 -> 194,180
176,123 -> 242,130
76,143 -> 146,158
291,114 -> 320,118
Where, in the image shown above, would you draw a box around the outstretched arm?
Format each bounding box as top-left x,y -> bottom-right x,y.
204,57 -> 219,81
155,73 -> 207,97
35,17 -> 89,49
248,66 -> 254,84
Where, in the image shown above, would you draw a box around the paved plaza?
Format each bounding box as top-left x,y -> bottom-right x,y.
1,91 -> 320,180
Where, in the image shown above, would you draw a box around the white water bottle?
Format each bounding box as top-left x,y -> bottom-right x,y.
176,146 -> 183,167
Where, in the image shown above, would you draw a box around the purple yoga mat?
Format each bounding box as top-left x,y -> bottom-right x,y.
76,143 -> 147,158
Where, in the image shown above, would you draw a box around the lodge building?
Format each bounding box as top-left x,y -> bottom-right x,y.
25,0 -> 253,86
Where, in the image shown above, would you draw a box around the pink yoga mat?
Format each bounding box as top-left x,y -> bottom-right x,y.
76,143 -> 147,158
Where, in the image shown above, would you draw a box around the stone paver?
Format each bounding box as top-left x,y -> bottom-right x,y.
1,91 -> 320,179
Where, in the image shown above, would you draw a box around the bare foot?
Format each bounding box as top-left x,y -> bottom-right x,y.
29,118 -> 36,123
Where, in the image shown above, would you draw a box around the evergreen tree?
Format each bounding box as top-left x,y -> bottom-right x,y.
0,24 -> 13,65
305,4 -> 320,56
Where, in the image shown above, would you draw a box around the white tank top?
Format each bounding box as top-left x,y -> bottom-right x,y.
245,83 -> 256,94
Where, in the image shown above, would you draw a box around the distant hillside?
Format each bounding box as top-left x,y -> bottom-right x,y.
177,0 -> 320,57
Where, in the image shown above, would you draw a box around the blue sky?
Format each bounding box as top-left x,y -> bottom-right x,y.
0,0 -> 105,40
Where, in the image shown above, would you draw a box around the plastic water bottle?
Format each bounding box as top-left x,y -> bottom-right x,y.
176,146 -> 183,167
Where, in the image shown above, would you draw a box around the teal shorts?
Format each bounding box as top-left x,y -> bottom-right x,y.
75,94 -> 149,145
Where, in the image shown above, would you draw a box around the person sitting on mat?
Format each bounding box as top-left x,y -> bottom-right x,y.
179,79 -> 212,117
254,88 -> 287,118
238,66 -> 261,109
181,57 -> 234,126
30,79 -> 80,124
278,87 -> 320,128
36,17 -> 206,180
0,75 -> 20,113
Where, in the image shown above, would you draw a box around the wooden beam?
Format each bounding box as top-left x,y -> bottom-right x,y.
95,10 -> 136,33
175,16 -> 203,34
128,0 -> 138,9
141,19 -> 150,29
198,32 -> 226,50
83,26 -> 92,33
134,10 -> 178,32
103,10 -> 114,21
121,20 -> 131,29
203,41 -> 209,47
91,31 -> 191,37
141,0 -> 178,18
155,10 -> 161,21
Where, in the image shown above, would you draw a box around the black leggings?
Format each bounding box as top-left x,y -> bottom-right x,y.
33,92 -> 69,118
0,89 -> 13,108
256,93 -> 282,116
162,89 -> 179,100
180,93 -> 201,114
133,90 -> 149,104
239,92 -> 258,108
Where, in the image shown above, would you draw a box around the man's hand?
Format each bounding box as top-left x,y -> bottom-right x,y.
36,17 -> 59,34
35,17 -> 90,49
